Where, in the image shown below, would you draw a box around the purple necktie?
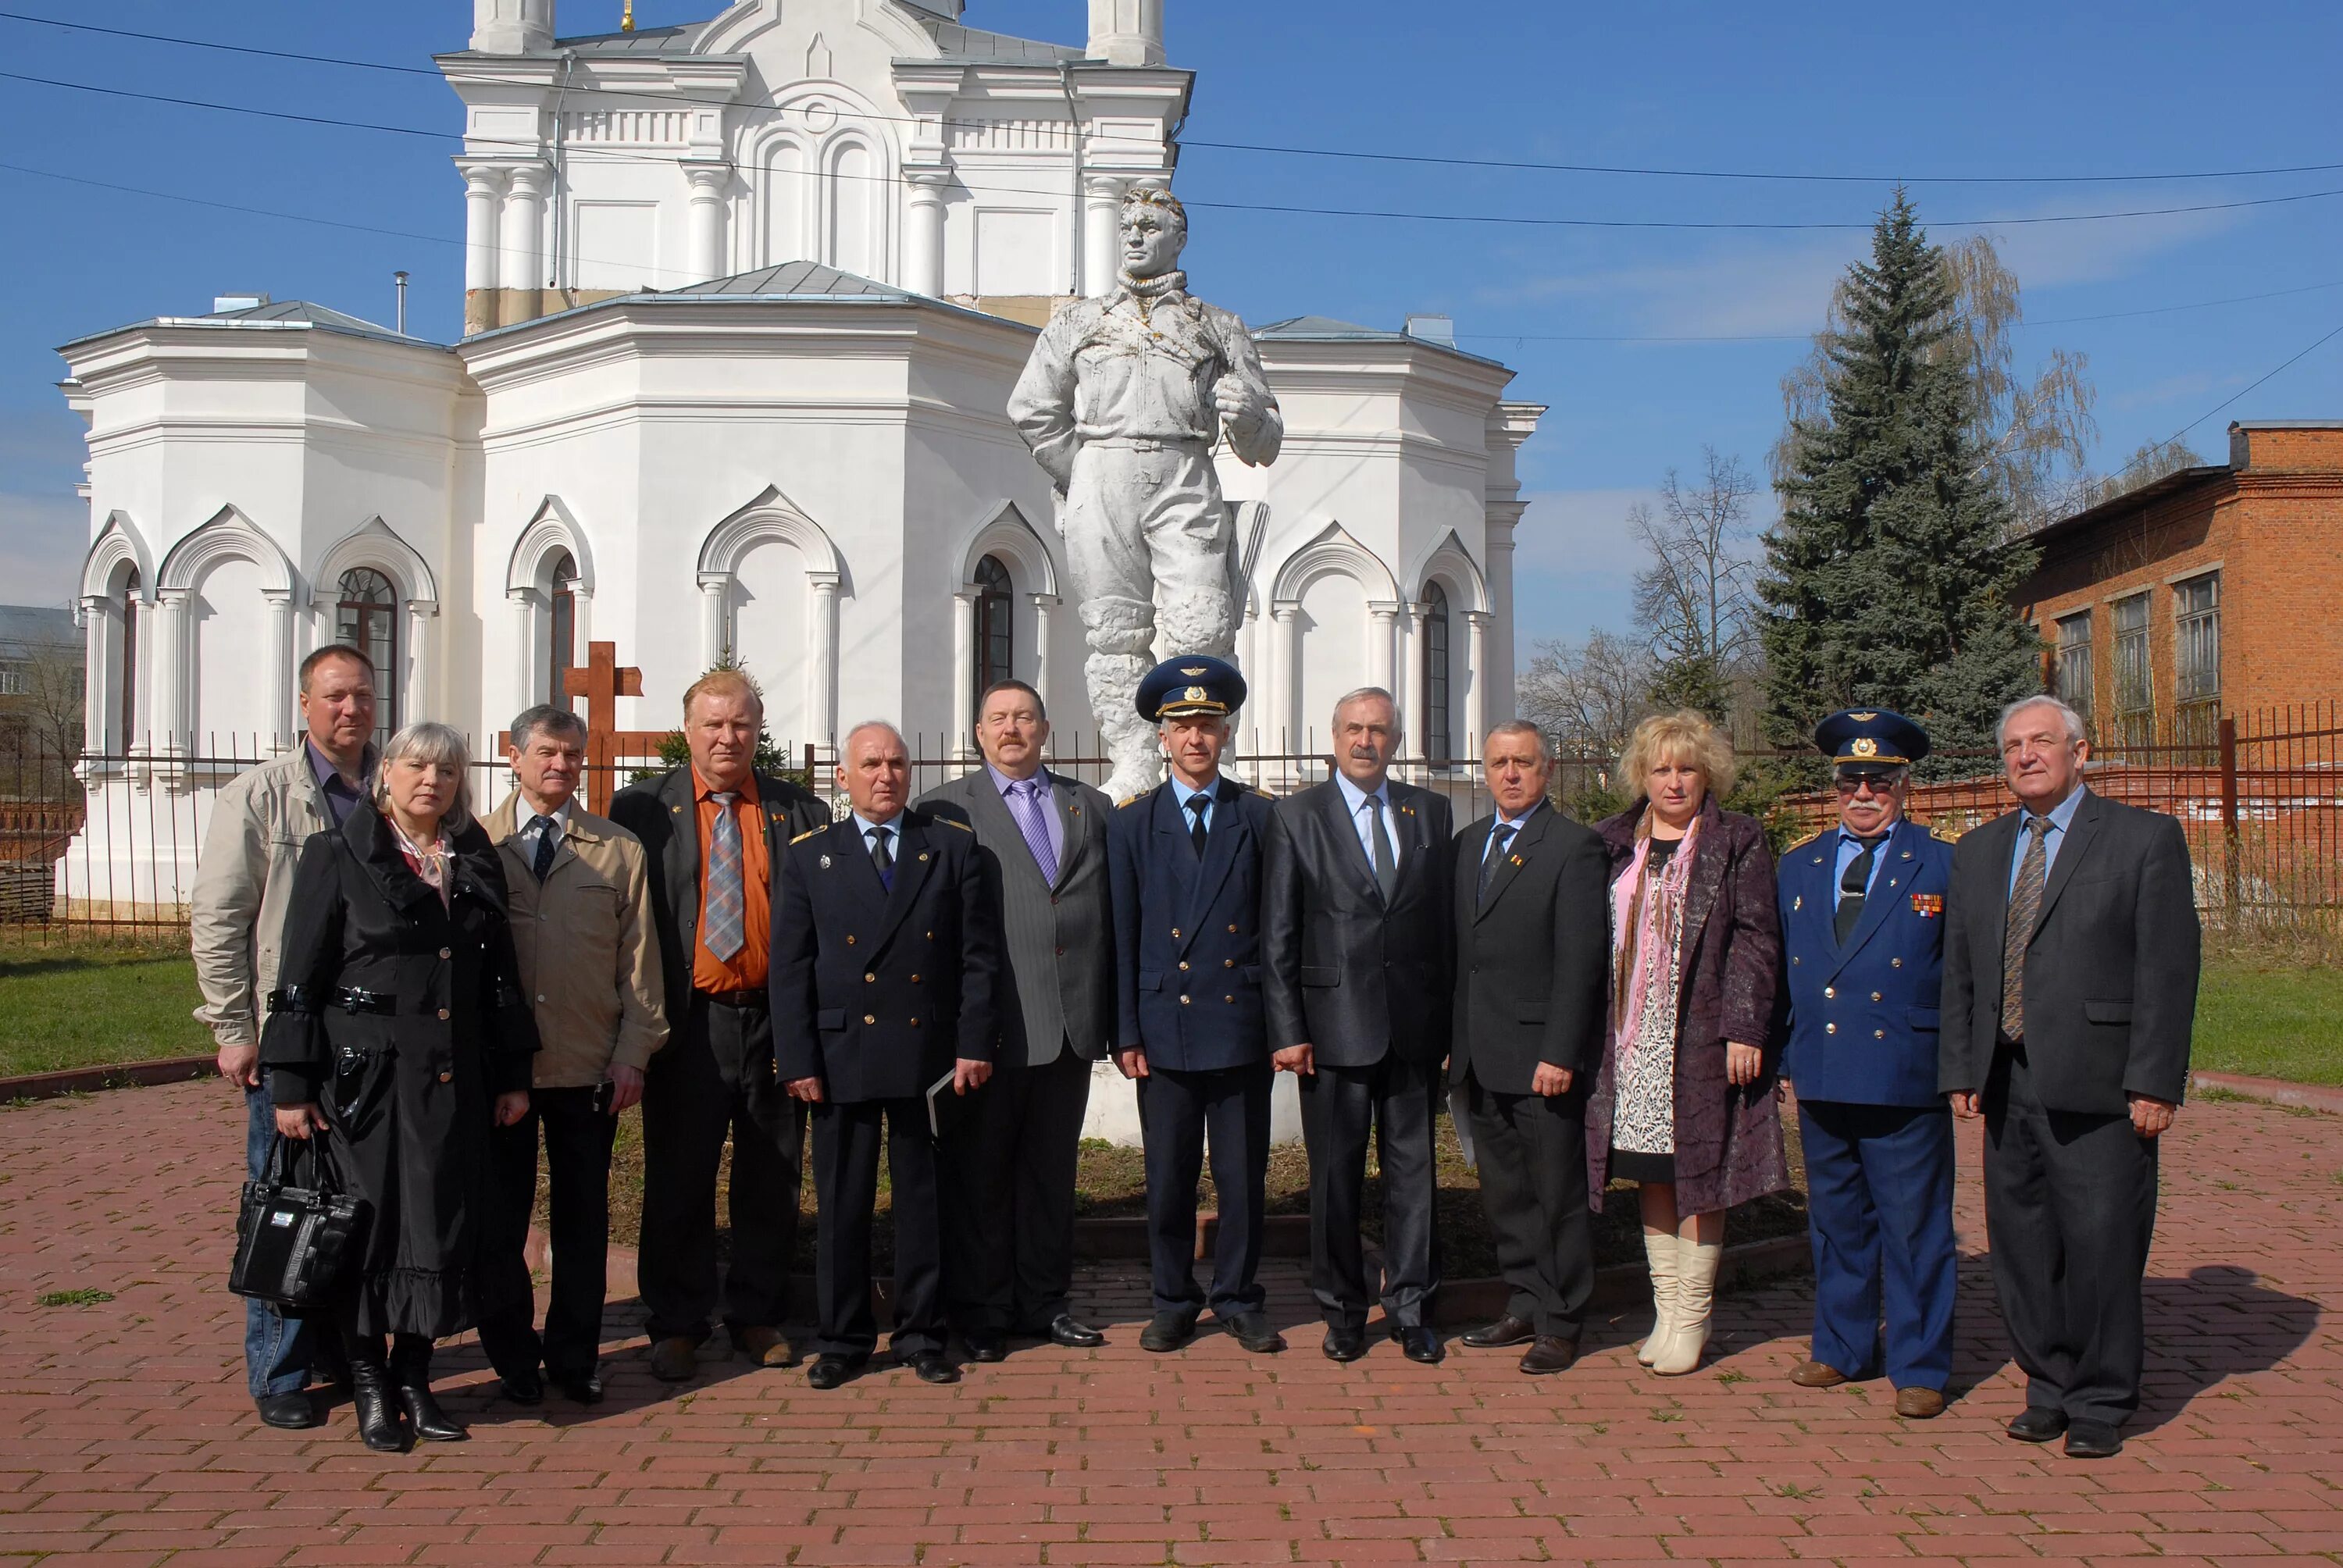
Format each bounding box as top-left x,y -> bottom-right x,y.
1008,776 -> 1059,886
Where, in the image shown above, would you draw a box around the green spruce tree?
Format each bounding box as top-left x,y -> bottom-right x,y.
1758,193 -> 2044,764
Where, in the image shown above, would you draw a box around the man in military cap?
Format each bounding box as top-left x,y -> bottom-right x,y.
1774,710 -> 1958,1420
1106,655 -> 1286,1355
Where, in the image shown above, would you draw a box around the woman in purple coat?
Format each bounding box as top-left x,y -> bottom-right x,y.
1592,711 -> 1788,1376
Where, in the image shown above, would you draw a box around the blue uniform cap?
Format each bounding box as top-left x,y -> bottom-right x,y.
1137,654 -> 1246,721
1813,707 -> 1930,770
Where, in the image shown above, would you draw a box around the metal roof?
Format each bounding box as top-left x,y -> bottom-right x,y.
665,261 -> 916,300
547,23 -> 705,56
2027,465 -> 2233,548
59,299 -> 443,355
914,17 -> 1083,64
0,604 -> 77,654
1254,315 -> 1508,369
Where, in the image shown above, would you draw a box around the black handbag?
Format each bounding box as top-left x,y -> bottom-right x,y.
229,1128 -> 369,1312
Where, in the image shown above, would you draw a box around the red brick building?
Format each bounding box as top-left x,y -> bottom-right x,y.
2014,420 -> 2343,743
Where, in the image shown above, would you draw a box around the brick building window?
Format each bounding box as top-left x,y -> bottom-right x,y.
0,663 -> 24,697
2174,572 -> 2220,749
2053,611 -> 2093,727
2112,591 -> 2153,748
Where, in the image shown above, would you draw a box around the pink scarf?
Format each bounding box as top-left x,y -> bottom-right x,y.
392,821 -> 452,910
1609,811 -> 1699,1073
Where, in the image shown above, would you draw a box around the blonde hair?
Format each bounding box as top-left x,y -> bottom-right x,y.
1620,709 -> 1737,802
683,665 -> 764,722
372,721 -> 474,831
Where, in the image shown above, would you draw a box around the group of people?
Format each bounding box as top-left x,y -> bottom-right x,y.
193,640 -> 2198,1463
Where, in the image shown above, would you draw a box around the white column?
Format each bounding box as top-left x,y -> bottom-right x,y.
499,163 -> 549,305
507,588 -> 538,727
1464,610 -> 1491,760
150,589 -> 188,756
567,578 -> 593,654
78,596 -> 112,753
1485,504 -> 1522,724
904,171 -> 948,298
951,589 -> 978,756
697,575 -> 730,669
462,164 -> 506,292
683,162 -> 729,284
404,600 -> 437,730
1028,593 -> 1057,723
1368,600 -> 1399,698
1082,175 -> 1125,298
1269,601 -> 1300,784
262,589 -> 296,750
1405,602 -> 1431,755
808,572 -> 841,749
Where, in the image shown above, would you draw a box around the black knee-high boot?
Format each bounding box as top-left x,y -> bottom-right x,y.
390,1334 -> 467,1442
339,1323 -> 406,1452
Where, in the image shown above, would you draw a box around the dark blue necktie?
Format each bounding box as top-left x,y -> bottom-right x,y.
870,824 -> 895,892
530,817 -> 558,881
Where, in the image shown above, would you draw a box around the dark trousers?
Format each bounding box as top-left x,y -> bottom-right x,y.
810,1097 -> 945,1359
1985,1046 -> 2159,1427
1298,1052 -> 1439,1331
1465,1069 -> 1595,1341
638,995 -> 806,1343
1798,1098 -> 1958,1391
478,1085 -> 619,1382
942,1046 -> 1092,1333
1136,1059 -> 1273,1318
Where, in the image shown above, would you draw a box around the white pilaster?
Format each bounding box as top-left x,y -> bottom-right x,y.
904,171 -> 948,298
1464,610 -> 1492,761
1028,593 -> 1057,725
507,588 -> 537,727
461,163 -> 507,292
1404,602 -> 1431,755
697,576 -> 730,669
808,572 -> 840,749
951,589 -> 978,755
404,600 -> 438,732
1081,175 -> 1125,298
262,589 -> 296,749
500,163 -> 550,298
1485,504 -> 1523,723
1270,600 -> 1300,786
150,589 -> 187,756
1368,600 -> 1399,698
683,162 -> 729,284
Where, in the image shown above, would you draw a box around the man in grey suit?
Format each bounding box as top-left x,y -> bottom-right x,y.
918,679 -> 1114,1357
1941,693 -> 2200,1461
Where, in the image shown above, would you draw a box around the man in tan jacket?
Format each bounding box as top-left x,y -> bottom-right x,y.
476,704 -> 668,1406
191,643 -> 378,1431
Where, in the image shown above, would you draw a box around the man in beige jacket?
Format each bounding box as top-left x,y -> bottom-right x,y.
189,643 -> 379,1431
476,704 -> 668,1406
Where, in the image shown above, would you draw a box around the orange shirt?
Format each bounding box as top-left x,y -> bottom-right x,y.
691,767 -> 771,993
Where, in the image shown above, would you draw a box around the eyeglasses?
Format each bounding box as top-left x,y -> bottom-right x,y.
1833,774 -> 1898,796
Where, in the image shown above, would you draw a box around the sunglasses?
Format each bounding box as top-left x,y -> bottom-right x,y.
1833,772 -> 1899,796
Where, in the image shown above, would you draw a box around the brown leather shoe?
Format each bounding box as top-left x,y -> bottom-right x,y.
1894,1385 -> 1946,1419
1790,1360 -> 1851,1388
736,1325 -> 797,1368
1517,1336 -> 1580,1375
647,1336 -> 699,1383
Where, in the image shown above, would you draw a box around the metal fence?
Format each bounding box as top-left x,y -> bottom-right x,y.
5,704 -> 2339,935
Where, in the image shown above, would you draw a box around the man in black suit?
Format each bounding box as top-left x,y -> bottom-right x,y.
772,721 -> 1000,1388
1450,720 -> 1612,1375
609,668 -> 830,1383
1264,686 -> 1453,1363
918,679 -> 1113,1358
1941,693 -> 2199,1460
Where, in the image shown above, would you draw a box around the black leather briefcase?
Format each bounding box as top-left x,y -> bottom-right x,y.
229,1128 -> 369,1312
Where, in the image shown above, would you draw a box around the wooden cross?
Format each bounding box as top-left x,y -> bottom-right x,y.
562,640 -> 642,812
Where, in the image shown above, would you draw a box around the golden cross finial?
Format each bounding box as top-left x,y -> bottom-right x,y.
621,0 -> 636,31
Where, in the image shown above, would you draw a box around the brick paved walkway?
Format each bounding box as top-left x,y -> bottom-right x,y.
2,1078 -> 2338,1566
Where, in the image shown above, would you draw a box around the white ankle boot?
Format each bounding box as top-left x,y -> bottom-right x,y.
1637,1228 -> 1678,1367
1650,1235 -> 1722,1376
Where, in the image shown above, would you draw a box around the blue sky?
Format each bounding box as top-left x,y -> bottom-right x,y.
4,1 -> 2341,672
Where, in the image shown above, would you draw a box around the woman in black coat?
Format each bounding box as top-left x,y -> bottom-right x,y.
261,721 -> 539,1452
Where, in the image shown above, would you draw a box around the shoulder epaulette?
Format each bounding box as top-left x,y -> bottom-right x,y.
1784,829 -> 1824,854
1118,794 -> 1143,809
1928,822 -> 1961,844
939,816 -> 973,832
790,827 -> 822,844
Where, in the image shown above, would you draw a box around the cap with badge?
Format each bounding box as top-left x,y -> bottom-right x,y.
1813,707 -> 1930,776
1136,654 -> 1246,722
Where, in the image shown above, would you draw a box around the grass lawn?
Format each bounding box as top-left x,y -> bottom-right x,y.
0,930 -> 211,1078
2192,957 -> 2343,1087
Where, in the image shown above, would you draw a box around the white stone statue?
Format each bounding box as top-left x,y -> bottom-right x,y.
1008,182 -> 1282,800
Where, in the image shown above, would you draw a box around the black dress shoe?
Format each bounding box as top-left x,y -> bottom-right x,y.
1395,1324 -> 1444,1365
1139,1309 -> 1200,1353
2006,1406 -> 2069,1443
965,1328 -> 1007,1363
807,1355 -> 861,1391
1517,1336 -> 1580,1375
555,1372 -> 604,1406
1046,1315 -> 1107,1349
1223,1310 -> 1286,1354
499,1368 -> 545,1406
1461,1313 -> 1536,1349
2063,1420 -> 2124,1459
1321,1327 -> 1368,1363
255,1392 -> 318,1431
909,1351 -> 961,1385
398,1386 -> 469,1443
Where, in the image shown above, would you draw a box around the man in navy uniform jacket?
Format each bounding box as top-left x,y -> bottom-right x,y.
772,720 -> 1000,1390
1775,708 -> 1956,1420
1107,655 -> 1286,1356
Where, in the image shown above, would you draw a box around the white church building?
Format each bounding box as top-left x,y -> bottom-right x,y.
59,0 -> 1539,892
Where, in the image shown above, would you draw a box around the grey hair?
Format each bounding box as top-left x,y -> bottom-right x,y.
1996,693 -> 2087,749
841,718 -> 909,756
373,720 -> 474,830
507,704 -> 587,750
1483,718 -> 1547,750
1332,686 -> 1402,739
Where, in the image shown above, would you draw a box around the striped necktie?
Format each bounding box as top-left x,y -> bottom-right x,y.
1999,815 -> 2051,1041
704,793 -> 745,961
1007,777 -> 1059,885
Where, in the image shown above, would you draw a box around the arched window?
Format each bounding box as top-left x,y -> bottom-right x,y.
973,554 -> 1014,711
117,567 -> 140,752
1422,583 -> 1452,762
546,550 -> 576,709
334,568 -> 400,741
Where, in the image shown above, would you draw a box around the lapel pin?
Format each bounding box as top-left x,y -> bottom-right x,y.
918,852 -> 929,862
1793,895 -> 1803,911
819,854 -> 832,868
1510,854 -> 1525,866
